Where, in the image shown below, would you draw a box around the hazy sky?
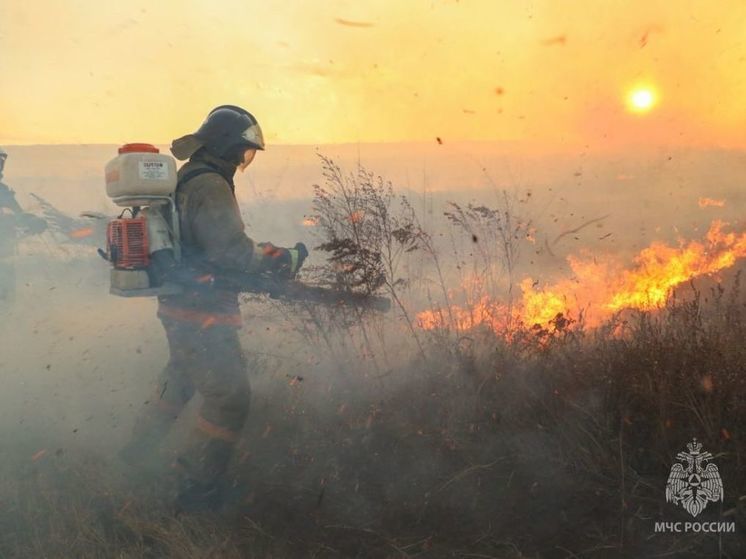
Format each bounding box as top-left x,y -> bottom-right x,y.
1,0 -> 745,149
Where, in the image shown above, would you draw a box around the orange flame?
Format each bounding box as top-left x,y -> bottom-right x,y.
605,221 -> 744,311
31,449 -> 47,462
417,295 -> 511,333
348,210 -> 365,224
418,221 -> 746,333
69,227 -> 94,239
698,197 -> 725,208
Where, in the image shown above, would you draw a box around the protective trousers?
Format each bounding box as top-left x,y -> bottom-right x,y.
127,316 -> 250,486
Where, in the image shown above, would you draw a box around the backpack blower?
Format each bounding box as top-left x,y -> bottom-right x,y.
102,143 -> 184,297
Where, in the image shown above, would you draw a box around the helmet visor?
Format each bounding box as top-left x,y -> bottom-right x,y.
241,123 -> 265,150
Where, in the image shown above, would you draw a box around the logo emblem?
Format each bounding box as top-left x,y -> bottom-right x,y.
666,438 -> 723,517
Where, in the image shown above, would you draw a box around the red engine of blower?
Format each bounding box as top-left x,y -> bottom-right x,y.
107,217 -> 150,269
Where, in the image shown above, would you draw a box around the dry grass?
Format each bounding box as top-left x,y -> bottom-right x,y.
2,272 -> 744,558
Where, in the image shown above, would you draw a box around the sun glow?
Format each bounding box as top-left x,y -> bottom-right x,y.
627,86 -> 658,113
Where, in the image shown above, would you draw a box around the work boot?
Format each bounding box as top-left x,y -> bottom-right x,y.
171,435 -> 238,513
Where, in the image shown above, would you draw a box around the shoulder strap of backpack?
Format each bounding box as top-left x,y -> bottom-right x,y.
176,167 -> 220,191
172,167 -> 224,255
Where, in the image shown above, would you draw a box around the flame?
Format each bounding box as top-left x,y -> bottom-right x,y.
69,227 -> 94,239
418,221 -> 746,334
520,277 -> 573,326
31,449 -> 47,462
606,221 -> 744,311
302,217 -> 318,226
348,210 -> 365,224
698,197 -> 726,208
417,295 -> 510,333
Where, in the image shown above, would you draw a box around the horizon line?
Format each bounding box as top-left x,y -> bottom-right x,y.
1,140 -> 742,155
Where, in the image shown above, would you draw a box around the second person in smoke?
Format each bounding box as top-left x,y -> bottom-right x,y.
0,146 -> 48,303
120,106 -> 307,511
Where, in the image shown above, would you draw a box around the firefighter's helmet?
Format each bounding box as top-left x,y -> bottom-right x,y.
171,106 -> 264,161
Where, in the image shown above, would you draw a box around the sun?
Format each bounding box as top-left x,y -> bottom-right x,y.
626,86 -> 658,113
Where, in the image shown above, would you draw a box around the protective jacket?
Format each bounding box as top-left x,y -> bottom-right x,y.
157,149 -> 263,327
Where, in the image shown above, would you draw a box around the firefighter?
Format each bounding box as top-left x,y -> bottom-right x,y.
119,106 -> 307,512
0,146 -> 47,303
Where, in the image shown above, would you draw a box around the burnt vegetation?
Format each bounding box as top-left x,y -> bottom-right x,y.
1,159 -> 745,558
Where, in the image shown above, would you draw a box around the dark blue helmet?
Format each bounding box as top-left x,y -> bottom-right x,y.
171,105 -> 264,161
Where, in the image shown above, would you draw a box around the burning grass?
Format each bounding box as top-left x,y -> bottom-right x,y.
418,220 -> 746,333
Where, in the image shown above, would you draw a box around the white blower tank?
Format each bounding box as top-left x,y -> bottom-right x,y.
105,143 -> 177,207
